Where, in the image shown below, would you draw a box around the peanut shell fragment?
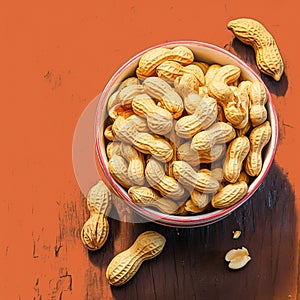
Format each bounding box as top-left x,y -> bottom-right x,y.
225,246 -> 251,270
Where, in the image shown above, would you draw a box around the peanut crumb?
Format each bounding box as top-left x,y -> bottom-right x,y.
232,230 -> 241,239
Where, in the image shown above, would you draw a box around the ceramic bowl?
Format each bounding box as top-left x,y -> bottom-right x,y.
95,40 -> 278,228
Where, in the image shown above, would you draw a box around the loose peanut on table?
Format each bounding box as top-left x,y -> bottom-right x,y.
227,18 -> 284,81
106,231 -> 166,286
81,181 -> 112,251
102,44 -> 273,216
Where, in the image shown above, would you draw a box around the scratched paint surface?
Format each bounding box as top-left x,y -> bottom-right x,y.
0,1 -> 299,299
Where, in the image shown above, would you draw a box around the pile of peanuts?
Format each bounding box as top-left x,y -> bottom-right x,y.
103,45 -> 272,215
80,18 -> 283,286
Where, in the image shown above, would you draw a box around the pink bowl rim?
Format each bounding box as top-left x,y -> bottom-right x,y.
95,40 -> 278,227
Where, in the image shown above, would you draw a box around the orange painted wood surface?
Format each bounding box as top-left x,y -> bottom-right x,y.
1,1 -> 299,299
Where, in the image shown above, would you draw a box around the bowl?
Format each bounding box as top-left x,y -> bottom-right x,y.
95,40 -> 278,228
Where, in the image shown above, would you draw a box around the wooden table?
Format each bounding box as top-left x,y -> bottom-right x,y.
1,1 -> 299,299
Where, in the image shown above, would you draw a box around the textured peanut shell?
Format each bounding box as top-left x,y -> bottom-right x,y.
175,73 -> 200,95
118,77 -> 140,91
174,74 -> 200,114
116,84 -> 144,107
136,46 -> 194,78
183,64 -> 205,85
198,86 -> 209,98
125,115 -> 149,132
184,199 -> 206,214
136,47 -> 172,77
178,91 -> 203,115
204,64 -> 221,85
177,142 -> 226,166
233,81 -> 251,129
175,95 -> 217,138
156,60 -> 183,81
172,161 -> 219,194
106,142 -> 121,160
81,213 -> 109,251
112,116 -> 173,162
174,202 -> 189,215
208,65 -> 241,104
217,65 -> 240,83
143,77 -> 184,119
223,99 -> 245,127
107,91 -> 119,119
192,61 -> 210,74
128,186 -> 179,215
237,171 -> 250,184
108,154 -> 132,189
107,77 -> 143,112
227,18 -> 284,81
120,143 -> 145,186
107,81 -> 139,118
190,190 -> 210,210
164,132 -> 181,178
145,158 -> 186,200
217,104 -> 226,122
108,104 -> 135,121
191,122 -> 236,152
132,93 -> 173,135
236,120 -> 252,137
249,80 -> 268,127
80,181 -> 112,251
107,77 -> 140,115
211,181 -> 248,209
106,231 -> 166,286
156,60 -> 205,83
130,131 -> 174,162
223,136 -> 250,183
86,181 -> 112,215
210,168 -> 225,182
173,74 -> 200,114
104,125 -> 115,141
244,121 -> 271,176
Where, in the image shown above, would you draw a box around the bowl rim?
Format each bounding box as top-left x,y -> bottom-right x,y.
95,40 -> 278,227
